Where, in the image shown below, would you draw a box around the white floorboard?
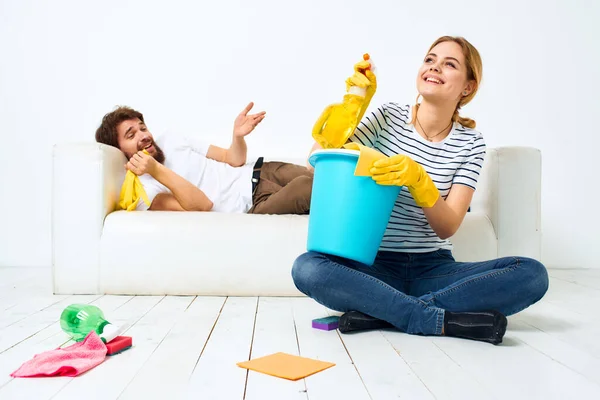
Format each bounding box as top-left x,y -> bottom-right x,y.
339,329 -> 435,400
0,267 -> 599,400
292,299 -> 372,400
54,296 -> 192,400
514,300 -> 600,359
187,297 -> 257,399
244,297 -> 307,400
432,326 -> 600,400
119,296 -> 226,399
0,295 -> 113,387
381,331 -> 491,400
1,295 -> 162,399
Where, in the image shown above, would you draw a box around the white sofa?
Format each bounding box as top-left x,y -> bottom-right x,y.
51,144 -> 542,296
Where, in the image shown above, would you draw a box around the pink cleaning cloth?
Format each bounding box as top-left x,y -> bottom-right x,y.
10,331 -> 107,378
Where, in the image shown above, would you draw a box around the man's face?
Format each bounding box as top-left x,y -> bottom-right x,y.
116,118 -> 165,163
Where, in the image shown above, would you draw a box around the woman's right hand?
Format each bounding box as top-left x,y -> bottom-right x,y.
345,57 -> 377,125
345,59 -> 377,97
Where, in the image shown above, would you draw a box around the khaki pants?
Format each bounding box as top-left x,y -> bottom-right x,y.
249,162 -> 314,214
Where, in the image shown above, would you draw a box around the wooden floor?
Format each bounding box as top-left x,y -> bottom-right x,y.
1,267 -> 600,399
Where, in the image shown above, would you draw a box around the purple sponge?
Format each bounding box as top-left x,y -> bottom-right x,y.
312,316 -> 340,331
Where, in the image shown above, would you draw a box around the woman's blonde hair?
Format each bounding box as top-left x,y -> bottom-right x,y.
412,36 -> 482,129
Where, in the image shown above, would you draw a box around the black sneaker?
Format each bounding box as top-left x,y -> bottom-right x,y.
443,310 -> 508,345
338,311 -> 394,334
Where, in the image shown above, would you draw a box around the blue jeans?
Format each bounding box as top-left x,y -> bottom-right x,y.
291,250 -> 549,335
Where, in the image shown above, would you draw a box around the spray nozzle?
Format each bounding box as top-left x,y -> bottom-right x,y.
362,53 -> 375,74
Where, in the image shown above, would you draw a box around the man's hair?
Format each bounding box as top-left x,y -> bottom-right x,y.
95,106 -> 145,148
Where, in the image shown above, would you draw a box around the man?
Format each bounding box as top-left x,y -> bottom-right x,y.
95,103 -> 313,214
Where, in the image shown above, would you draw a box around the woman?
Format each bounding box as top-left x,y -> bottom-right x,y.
292,36 -> 549,345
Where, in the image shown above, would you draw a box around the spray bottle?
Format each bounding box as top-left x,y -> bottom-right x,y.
312,54 -> 375,149
60,304 -> 127,343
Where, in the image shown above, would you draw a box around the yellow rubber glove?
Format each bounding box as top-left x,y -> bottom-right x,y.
312,55 -> 377,149
370,155 -> 440,208
312,94 -> 366,149
345,56 -> 377,123
117,150 -> 151,211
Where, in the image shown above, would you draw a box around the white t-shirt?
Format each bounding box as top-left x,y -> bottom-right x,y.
136,134 -> 256,213
349,102 -> 486,253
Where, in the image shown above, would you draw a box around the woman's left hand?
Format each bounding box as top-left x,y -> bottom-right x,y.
371,154 -> 440,207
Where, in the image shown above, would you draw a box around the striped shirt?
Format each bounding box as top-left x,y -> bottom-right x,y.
349,102 -> 486,253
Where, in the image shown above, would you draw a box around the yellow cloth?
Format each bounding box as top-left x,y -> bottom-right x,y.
237,352 -> 335,381
343,142 -> 387,176
117,150 -> 150,211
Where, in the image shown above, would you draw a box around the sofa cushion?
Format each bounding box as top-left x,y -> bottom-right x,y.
99,211 -> 497,296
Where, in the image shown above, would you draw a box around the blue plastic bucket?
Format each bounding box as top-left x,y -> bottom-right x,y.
307,149 -> 402,265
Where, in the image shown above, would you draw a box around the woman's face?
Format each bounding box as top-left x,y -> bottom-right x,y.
416,41 -> 473,105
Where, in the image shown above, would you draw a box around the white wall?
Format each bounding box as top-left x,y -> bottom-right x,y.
0,0 -> 598,268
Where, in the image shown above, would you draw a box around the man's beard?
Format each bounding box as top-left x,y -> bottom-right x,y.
137,142 -> 166,164
153,144 -> 166,164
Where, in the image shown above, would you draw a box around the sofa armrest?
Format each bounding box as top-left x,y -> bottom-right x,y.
471,146 -> 542,260
52,143 -> 126,294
